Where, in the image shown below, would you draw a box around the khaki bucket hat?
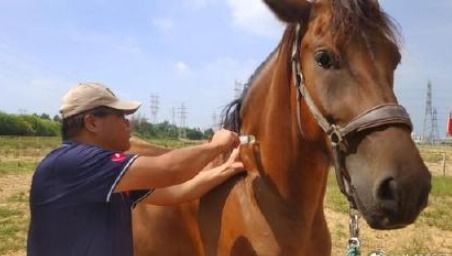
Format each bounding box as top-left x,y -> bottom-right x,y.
60,82 -> 141,119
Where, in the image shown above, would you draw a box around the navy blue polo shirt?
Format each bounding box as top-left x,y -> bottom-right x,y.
27,141 -> 151,256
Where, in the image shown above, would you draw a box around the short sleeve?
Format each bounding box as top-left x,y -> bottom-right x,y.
51,144 -> 139,204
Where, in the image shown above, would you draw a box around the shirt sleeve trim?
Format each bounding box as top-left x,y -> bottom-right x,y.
131,189 -> 155,208
106,154 -> 139,202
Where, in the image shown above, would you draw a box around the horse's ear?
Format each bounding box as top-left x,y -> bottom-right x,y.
263,0 -> 312,23
370,0 -> 380,8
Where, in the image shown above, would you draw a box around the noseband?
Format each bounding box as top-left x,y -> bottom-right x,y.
290,24 -> 413,209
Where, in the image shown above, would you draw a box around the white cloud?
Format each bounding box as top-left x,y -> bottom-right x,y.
226,0 -> 284,38
113,37 -> 142,55
0,75 -> 72,116
152,17 -> 175,32
0,45 -> 73,116
182,0 -> 209,9
67,29 -> 143,56
175,61 -> 190,74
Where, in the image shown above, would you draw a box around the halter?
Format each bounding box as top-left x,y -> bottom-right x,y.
290,23 -> 413,209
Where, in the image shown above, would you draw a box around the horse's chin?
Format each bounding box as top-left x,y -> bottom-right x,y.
362,213 -> 410,230
354,198 -> 419,230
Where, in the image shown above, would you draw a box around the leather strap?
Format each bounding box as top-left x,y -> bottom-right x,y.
290,23 -> 413,209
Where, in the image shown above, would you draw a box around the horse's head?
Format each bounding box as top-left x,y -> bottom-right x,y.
263,0 -> 431,229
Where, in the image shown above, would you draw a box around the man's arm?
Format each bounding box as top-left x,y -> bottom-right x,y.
115,129 -> 239,192
141,148 -> 244,205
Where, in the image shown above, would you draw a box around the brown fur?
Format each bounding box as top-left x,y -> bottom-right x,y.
132,1 -> 430,255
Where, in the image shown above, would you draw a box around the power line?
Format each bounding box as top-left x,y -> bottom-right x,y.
234,80 -> 244,99
212,111 -> 219,131
150,94 -> 159,124
422,81 -> 441,144
432,108 -> 440,144
177,103 -> 188,139
171,107 -> 176,126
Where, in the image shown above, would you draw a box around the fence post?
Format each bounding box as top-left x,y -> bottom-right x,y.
442,152 -> 447,177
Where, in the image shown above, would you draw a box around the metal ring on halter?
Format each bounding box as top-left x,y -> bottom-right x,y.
329,125 -> 343,146
348,237 -> 360,248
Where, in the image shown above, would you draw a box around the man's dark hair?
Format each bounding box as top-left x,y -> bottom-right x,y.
61,106 -> 122,140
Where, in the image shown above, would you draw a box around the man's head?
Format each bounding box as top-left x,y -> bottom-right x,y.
60,82 -> 141,151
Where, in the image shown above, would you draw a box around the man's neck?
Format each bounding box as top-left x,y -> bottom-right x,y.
70,133 -> 109,150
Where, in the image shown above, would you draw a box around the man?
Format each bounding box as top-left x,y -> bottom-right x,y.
27,82 -> 244,256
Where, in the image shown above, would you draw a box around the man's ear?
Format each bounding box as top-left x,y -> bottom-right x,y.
83,114 -> 100,133
262,0 -> 312,24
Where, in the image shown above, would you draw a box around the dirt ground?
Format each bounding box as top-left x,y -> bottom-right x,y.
0,163 -> 451,256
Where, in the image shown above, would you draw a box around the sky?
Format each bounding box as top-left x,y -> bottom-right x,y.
0,0 -> 451,137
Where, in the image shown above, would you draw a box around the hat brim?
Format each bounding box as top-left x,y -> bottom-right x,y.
105,100 -> 141,115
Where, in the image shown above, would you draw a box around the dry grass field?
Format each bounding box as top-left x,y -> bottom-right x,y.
0,136 -> 451,256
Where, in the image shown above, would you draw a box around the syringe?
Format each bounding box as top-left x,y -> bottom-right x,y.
239,135 -> 256,145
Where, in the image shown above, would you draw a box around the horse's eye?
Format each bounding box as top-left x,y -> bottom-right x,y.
314,51 -> 333,69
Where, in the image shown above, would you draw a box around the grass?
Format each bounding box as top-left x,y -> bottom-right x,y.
324,173 -> 452,231
0,136 -> 60,152
419,196 -> 452,231
0,136 -> 451,254
0,160 -> 39,176
431,175 -> 452,197
142,137 -> 202,148
0,195 -> 29,255
0,135 -> 199,255
415,176 -> 452,231
324,171 -> 349,214
418,144 -> 452,164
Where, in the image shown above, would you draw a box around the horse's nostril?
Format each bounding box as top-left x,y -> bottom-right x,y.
377,177 -> 398,201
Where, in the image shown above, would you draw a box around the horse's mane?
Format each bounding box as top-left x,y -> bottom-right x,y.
221,0 -> 400,133
221,45 -> 281,132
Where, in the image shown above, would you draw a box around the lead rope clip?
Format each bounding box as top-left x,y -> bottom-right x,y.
346,209 -> 361,256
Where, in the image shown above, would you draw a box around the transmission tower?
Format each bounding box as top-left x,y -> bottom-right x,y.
150,94 -> 160,124
212,111 -> 219,131
177,103 -> 188,139
234,80 -> 244,99
171,107 -> 176,126
422,81 -> 433,143
432,108 -> 440,144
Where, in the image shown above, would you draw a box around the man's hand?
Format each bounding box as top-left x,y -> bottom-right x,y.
220,148 -> 245,176
142,147 -> 245,206
210,129 -> 240,151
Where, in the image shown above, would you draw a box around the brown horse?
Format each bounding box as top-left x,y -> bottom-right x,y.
131,0 -> 431,255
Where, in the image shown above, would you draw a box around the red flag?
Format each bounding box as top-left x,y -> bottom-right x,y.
448,113 -> 452,137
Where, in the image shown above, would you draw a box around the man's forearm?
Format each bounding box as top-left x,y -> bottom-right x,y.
143,164 -> 235,206
156,142 -> 225,183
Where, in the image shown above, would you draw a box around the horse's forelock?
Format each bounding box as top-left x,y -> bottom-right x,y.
328,0 -> 400,48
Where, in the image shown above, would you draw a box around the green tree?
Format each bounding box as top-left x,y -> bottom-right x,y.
40,113 -> 51,120
186,128 -> 203,140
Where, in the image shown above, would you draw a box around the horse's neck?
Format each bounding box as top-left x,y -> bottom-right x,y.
240,45 -> 330,212
127,137 -> 171,156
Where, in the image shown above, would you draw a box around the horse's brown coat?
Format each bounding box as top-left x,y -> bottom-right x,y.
131,1 -> 431,255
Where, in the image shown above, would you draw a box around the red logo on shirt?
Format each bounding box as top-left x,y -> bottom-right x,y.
111,153 -> 127,163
